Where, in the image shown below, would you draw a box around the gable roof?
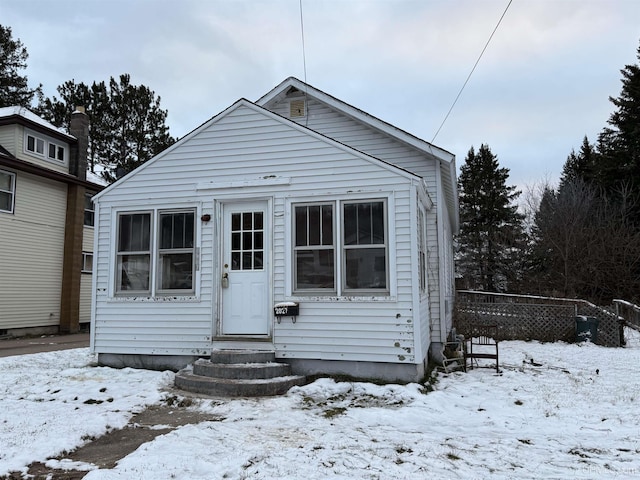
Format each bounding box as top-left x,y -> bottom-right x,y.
257,77 -> 459,232
94,98 -> 421,201
257,77 -> 454,163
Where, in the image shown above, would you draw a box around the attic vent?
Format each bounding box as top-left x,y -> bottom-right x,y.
290,99 -> 306,118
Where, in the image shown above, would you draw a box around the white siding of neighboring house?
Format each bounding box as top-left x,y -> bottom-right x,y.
79,225 -> 94,323
93,103 -> 422,365
0,125 -> 18,154
0,171 -> 67,329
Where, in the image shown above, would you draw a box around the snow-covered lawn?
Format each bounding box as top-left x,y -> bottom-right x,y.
2,330 -> 640,479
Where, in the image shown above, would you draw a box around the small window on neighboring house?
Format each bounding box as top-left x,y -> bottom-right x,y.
26,135 -> 45,155
0,170 -> 16,214
48,142 -> 65,162
294,203 -> 335,291
82,252 -> 93,273
158,210 -> 195,292
116,212 -> 152,293
84,193 -> 95,227
342,201 -> 387,291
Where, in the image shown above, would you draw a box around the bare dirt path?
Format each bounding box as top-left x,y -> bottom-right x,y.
4,396 -> 223,479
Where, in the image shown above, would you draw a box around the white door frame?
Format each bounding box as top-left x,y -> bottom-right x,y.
216,198 -> 272,339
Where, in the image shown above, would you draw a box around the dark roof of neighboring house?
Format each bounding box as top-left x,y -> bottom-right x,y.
0,146 -> 104,191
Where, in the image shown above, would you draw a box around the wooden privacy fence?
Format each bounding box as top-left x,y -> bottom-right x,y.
455,291 -> 624,347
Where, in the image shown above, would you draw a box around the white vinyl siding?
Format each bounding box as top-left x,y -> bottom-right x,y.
93,103 -> 418,362
0,172 -> 67,329
268,96 -> 443,343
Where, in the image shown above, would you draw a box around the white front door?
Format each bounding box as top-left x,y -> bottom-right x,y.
221,201 -> 270,335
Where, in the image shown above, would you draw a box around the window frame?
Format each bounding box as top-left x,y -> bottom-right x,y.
0,169 -> 16,214
25,131 -> 66,164
417,206 -> 427,294
82,252 -> 93,273
84,193 -> 95,227
341,199 -> 389,294
115,211 -> 153,295
114,208 -> 198,297
157,209 -> 196,295
292,202 -> 336,294
290,197 -> 390,297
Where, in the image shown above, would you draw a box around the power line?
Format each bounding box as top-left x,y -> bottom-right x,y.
299,0 -> 308,85
431,0 -> 513,143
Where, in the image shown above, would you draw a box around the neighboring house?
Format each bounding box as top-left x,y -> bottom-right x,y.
0,106 -> 105,336
91,78 -> 458,382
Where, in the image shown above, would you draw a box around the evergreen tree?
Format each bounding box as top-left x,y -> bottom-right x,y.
559,136 -> 596,191
37,74 -> 175,181
595,41 -> 640,212
456,144 -> 525,292
0,25 -> 42,108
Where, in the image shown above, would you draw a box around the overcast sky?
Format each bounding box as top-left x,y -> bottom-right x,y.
3,0 -> 640,191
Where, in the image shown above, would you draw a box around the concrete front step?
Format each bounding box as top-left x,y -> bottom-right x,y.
175,370 -> 307,397
210,349 -> 276,364
193,359 -> 292,380
174,348 -> 307,397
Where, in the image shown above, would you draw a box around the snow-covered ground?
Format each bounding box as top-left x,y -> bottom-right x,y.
2,330 -> 640,479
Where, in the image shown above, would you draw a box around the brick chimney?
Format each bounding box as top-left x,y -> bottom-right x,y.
69,106 -> 89,180
60,106 -> 89,333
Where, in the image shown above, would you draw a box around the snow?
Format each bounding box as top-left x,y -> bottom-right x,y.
2,330 -> 640,479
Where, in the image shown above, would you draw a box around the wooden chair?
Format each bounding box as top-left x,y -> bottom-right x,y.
441,334 -> 465,373
464,324 -> 500,373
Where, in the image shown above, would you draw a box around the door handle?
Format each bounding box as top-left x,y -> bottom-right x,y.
222,272 -> 229,288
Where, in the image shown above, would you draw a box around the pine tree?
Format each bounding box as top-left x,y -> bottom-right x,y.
37,74 -> 175,181
0,25 -> 42,108
456,144 -> 525,292
595,41 -> 640,209
559,136 -> 596,191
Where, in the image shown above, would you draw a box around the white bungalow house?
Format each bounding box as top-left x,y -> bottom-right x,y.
90,78 -> 458,382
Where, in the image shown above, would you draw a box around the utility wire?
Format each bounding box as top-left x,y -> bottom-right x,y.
299,0 -> 308,85
431,0 -> 513,143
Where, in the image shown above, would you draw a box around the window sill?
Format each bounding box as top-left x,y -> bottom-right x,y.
108,295 -> 200,303
289,295 -> 396,303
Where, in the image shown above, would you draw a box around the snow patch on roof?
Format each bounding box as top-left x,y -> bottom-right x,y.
0,106 -> 72,138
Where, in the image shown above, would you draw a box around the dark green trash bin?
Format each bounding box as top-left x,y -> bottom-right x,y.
575,316 -> 599,343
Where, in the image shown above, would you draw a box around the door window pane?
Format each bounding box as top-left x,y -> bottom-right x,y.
230,210 -> 264,271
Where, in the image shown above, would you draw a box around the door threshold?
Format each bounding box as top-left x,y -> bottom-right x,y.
212,339 -> 275,351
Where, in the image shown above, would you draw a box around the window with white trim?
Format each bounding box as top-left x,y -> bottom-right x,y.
84,193 -> 95,226
294,203 -> 335,291
82,252 -> 93,273
0,170 -> 16,214
343,201 -> 387,291
117,212 -> 152,293
158,210 -> 195,291
292,199 -> 388,295
115,209 -> 196,295
25,132 -> 66,163
418,208 -> 426,293
26,134 -> 45,156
